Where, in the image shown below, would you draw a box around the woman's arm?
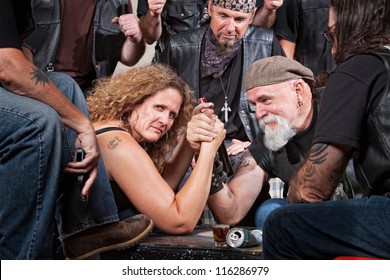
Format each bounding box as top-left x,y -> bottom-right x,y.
97,117 -> 225,234
161,133 -> 194,190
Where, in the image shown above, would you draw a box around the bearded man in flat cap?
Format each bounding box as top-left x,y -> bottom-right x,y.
158,2 -> 284,210
187,56 -> 355,226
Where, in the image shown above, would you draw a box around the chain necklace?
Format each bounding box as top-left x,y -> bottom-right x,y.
219,57 -> 236,123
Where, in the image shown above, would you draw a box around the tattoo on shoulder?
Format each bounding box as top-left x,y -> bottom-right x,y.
238,149 -> 253,168
108,136 -> 122,149
30,67 -> 50,86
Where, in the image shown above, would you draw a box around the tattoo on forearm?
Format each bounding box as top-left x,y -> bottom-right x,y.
108,136 -> 122,149
30,67 -> 50,86
299,143 -> 328,183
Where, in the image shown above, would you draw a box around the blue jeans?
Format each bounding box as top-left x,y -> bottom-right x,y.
0,72 -> 118,259
254,198 -> 288,228
262,195 -> 390,259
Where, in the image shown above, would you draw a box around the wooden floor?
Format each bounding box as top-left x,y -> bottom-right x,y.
101,225 -> 262,260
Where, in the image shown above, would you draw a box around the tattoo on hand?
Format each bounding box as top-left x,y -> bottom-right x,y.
108,136 -> 122,149
31,67 -> 49,86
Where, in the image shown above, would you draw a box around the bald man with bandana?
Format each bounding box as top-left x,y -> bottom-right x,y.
158,0 -> 284,225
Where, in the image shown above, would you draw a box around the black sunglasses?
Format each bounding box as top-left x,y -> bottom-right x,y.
322,25 -> 335,44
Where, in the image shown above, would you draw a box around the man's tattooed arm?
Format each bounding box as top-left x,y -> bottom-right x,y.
238,148 -> 253,169
207,148 -> 267,224
288,143 -> 352,203
30,66 -> 50,86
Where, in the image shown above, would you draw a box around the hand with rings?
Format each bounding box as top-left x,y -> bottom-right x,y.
226,139 -> 251,156
112,13 -> 142,43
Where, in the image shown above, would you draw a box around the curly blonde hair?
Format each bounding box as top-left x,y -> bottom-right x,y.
87,63 -> 194,172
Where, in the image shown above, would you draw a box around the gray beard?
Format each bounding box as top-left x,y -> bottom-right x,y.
259,114 -> 296,151
217,39 -> 236,56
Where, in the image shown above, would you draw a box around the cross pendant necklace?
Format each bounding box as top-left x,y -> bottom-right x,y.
219,64 -> 234,123
221,97 -> 231,123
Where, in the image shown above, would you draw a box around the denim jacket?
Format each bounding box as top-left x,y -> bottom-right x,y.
25,0 -> 128,77
158,25 -> 282,141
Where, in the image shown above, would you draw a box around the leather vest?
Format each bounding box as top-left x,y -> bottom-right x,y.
158,25 -> 278,141
295,0 -> 335,75
24,0 -> 127,77
154,0 -> 209,61
354,48 -> 390,196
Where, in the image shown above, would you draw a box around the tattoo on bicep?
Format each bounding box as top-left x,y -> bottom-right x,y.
238,149 -> 253,168
108,136 -> 122,149
309,143 -> 328,164
226,187 -> 233,199
30,67 -> 50,86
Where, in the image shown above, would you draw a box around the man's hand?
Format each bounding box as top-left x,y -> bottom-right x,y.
227,138 -> 251,156
64,130 -> 99,197
148,0 -> 166,16
263,0 -> 284,11
112,13 -> 143,43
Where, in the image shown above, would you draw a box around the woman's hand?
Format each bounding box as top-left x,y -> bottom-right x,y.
203,116 -> 226,151
187,102 -> 217,151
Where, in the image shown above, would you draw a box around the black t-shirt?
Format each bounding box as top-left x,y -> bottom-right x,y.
313,53 -> 387,148
200,50 -> 248,141
0,0 -> 34,49
272,0 -> 299,42
249,102 -> 318,188
272,0 -> 334,75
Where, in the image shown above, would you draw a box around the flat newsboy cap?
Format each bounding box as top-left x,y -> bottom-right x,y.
245,56 -> 315,90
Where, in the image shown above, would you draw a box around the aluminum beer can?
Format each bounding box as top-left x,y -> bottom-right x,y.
225,227 -> 262,248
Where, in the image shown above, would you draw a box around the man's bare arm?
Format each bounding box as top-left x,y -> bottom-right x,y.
138,0 -> 166,44
208,149 -> 268,225
252,0 -> 283,28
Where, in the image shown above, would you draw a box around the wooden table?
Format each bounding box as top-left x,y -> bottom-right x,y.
101,225 -> 262,260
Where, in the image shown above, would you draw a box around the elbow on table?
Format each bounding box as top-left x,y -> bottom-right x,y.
157,220 -> 198,235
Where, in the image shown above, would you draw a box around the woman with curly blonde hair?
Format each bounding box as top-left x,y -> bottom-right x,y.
87,64 -> 225,234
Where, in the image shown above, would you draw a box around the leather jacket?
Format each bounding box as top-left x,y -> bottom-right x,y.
24,0 -> 128,77
158,25 -> 281,141
355,48 -> 390,196
137,0 -> 209,61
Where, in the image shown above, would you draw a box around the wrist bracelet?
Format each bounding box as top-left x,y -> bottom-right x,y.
210,153 -> 227,195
